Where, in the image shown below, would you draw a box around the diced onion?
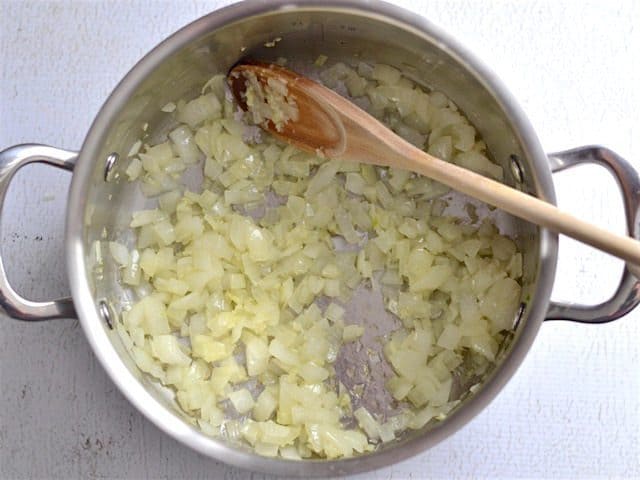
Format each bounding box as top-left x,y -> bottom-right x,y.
150,335 -> 191,365
229,388 -> 255,414
343,324 -> 364,342
109,241 -> 130,266
116,59 -> 523,460
161,101 -> 177,113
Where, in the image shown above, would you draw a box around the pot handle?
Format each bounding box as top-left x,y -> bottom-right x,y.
0,144 -> 78,320
545,145 -> 640,323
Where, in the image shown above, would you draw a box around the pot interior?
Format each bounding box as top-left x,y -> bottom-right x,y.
75,3 -> 551,472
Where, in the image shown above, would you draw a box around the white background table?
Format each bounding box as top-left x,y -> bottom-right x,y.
1,1 -> 638,478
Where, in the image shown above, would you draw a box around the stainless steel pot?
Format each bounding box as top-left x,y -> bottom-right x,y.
1,1 -> 638,476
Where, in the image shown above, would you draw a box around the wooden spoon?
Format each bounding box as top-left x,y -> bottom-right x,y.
228,61 -> 640,272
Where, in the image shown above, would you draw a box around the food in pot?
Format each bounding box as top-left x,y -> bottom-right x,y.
111,60 -> 522,459
236,67 -> 299,132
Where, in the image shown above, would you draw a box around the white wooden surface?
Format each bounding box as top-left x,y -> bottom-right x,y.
1,1 -> 638,478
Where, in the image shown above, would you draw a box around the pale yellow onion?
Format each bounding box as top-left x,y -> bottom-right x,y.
116,61 -> 524,460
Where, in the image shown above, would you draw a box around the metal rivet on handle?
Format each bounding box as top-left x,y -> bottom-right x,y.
104,152 -> 119,182
98,299 -> 114,329
509,154 -> 524,183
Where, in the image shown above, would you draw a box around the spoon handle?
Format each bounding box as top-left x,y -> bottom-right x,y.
318,84 -> 640,272
230,62 -> 640,273
394,140 -> 640,272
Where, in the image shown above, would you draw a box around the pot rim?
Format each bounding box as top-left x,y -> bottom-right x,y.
66,0 -> 558,475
